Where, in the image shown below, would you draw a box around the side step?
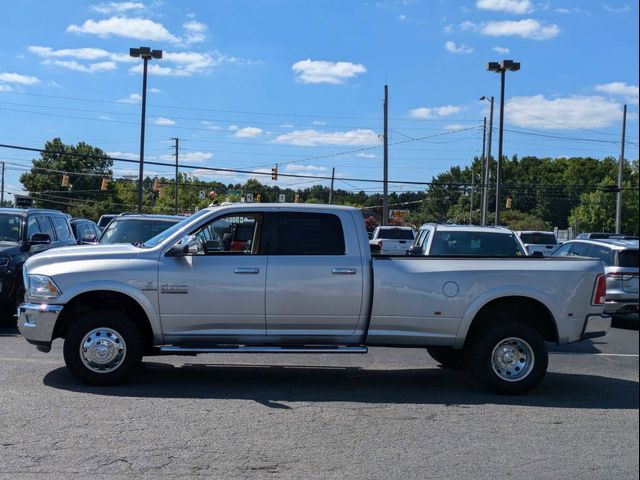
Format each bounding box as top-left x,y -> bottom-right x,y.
159,345 -> 368,354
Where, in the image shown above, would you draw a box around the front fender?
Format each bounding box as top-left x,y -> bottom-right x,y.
57,280 -> 161,342
453,286 -> 561,348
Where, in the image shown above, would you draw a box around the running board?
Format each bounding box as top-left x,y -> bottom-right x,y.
159,345 -> 368,354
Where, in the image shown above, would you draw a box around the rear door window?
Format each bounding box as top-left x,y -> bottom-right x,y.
275,212 -> 345,255
27,217 -> 41,239
568,242 -> 591,256
36,216 -> 57,241
585,245 -> 614,266
52,216 -> 72,241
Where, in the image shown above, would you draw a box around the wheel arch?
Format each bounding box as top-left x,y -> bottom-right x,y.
456,293 -> 559,348
53,289 -> 158,353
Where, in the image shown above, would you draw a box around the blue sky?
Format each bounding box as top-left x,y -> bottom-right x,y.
0,0 -> 638,201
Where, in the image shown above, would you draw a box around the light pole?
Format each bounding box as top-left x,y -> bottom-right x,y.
487,60 -> 519,226
479,95 -> 494,227
130,46 -> 162,213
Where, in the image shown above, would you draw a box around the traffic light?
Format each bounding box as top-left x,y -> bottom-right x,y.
101,178 -> 109,191
505,197 -> 513,209
153,178 -> 160,192
61,174 -> 69,187
271,166 -> 278,181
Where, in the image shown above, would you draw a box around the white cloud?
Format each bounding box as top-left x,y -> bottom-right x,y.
285,165 -> 328,172
292,59 -> 366,85
409,105 -> 462,119
44,60 -> 117,73
594,82 -> 639,105
444,124 -> 467,131
161,151 -> 213,162
99,115 -> 113,120
149,87 -> 161,93
279,124 -> 295,128
128,50 -> 237,76
201,121 -> 221,130
67,16 -> 180,43
273,129 -> 379,147
462,19 -> 560,40
183,20 -> 207,44
152,117 -> 176,126
0,72 -> 40,84
398,14 -> 407,20
92,2 -> 144,14
29,46 -> 111,60
228,125 -> 239,131
506,95 -> 622,129
444,41 -> 474,54
233,127 -> 263,138
0,84 -> 13,92
493,46 -> 510,54
312,120 -> 327,126
476,0 -> 534,14
603,4 -> 631,13
117,93 -> 142,103
107,151 -> 139,160
356,152 -> 377,159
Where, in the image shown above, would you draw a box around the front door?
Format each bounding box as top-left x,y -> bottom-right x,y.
158,212 -> 267,342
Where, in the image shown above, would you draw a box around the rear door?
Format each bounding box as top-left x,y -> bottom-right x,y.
265,211 -> 364,337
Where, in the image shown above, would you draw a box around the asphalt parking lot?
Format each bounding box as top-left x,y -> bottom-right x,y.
0,315 -> 638,480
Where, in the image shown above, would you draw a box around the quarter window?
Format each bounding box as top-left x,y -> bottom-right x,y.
52,216 -> 72,241
276,213 -> 345,255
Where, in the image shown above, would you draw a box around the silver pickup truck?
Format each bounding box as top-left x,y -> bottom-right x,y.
17,204 -> 610,394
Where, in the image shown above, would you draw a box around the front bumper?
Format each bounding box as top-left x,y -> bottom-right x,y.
16,303 -> 64,352
581,313 -> 612,340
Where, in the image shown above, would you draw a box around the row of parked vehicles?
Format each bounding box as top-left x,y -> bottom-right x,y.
370,225 -> 639,316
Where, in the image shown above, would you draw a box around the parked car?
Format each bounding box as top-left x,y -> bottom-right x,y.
0,208 -> 76,319
552,238 -> 639,314
70,218 -> 101,244
576,232 -> 639,240
408,224 -> 528,257
515,231 -> 559,256
99,214 -> 183,245
18,204 -> 609,394
369,226 -> 415,255
97,213 -> 119,232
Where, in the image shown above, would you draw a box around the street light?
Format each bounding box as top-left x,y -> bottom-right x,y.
479,95 -> 494,227
130,46 -> 162,213
487,59 -> 519,226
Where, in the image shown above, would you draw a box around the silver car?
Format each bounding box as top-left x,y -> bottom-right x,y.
552,239 -> 639,314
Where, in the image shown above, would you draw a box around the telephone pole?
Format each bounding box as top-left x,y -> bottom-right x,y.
171,137 -> 179,214
615,104 -> 627,234
480,96 -> 494,226
0,162 -> 4,206
479,117 -> 486,225
383,84 -> 389,225
329,167 -> 335,204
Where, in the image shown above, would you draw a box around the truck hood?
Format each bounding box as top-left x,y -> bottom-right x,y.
25,244 -> 142,271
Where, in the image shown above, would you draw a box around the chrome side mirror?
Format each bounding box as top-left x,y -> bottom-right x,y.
167,235 -> 204,257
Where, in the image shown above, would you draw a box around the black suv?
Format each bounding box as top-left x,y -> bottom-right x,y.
0,208 -> 77,319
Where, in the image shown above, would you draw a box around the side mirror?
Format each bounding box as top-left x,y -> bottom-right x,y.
406,244 -> 423,256
29,233 -> 51,245
166,235 -> 204,257
81,234 -> 97,244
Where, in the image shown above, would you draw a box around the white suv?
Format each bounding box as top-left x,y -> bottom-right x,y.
516,231 -> 559,256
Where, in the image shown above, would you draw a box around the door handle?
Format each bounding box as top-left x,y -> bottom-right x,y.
331,267 -> 357,275
234,267 -> 260,274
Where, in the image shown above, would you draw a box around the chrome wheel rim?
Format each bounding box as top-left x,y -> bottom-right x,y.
491,337 -> 534,382
80,328 -> 126,373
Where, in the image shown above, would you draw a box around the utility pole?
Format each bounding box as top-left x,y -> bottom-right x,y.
469,167 -> 474,225
171,137 -> 179,214
480,96 -> 494,226
0,162 -> 4,206
615,104 -> 627,234
479,117 -> 487,225
329,167 -> 335,204
383,84 -> 389,225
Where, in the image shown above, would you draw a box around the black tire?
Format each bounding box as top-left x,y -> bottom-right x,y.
63,311 -> 143,386
426,346 -> 468,370
469,322 -> 548,395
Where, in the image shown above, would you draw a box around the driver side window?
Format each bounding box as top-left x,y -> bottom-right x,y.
192,213 -> 262,255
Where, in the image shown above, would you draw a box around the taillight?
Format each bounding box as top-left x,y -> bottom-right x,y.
607,272 -> 637,281
377,240 -> 383,247
592,274 -> 607,305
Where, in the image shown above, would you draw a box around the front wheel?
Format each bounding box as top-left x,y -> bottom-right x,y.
63,311 -> 143,385
469,323 -> 548,395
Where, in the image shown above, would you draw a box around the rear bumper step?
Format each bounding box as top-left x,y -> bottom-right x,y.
159,345 -> 368,354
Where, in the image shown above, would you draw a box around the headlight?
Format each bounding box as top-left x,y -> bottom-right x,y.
27,275 -> 62,299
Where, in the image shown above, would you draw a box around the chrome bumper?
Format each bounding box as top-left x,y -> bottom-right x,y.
581,313 -> 612,340
17,303 -> 64,351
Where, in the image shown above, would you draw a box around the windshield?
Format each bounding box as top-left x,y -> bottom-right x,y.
141,210 -> 210,248
100,218 -> 181,245
519,233 -> 557,245
378,228 -> 415,240
430,231 -> 526,256
0,214 -> 22,242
